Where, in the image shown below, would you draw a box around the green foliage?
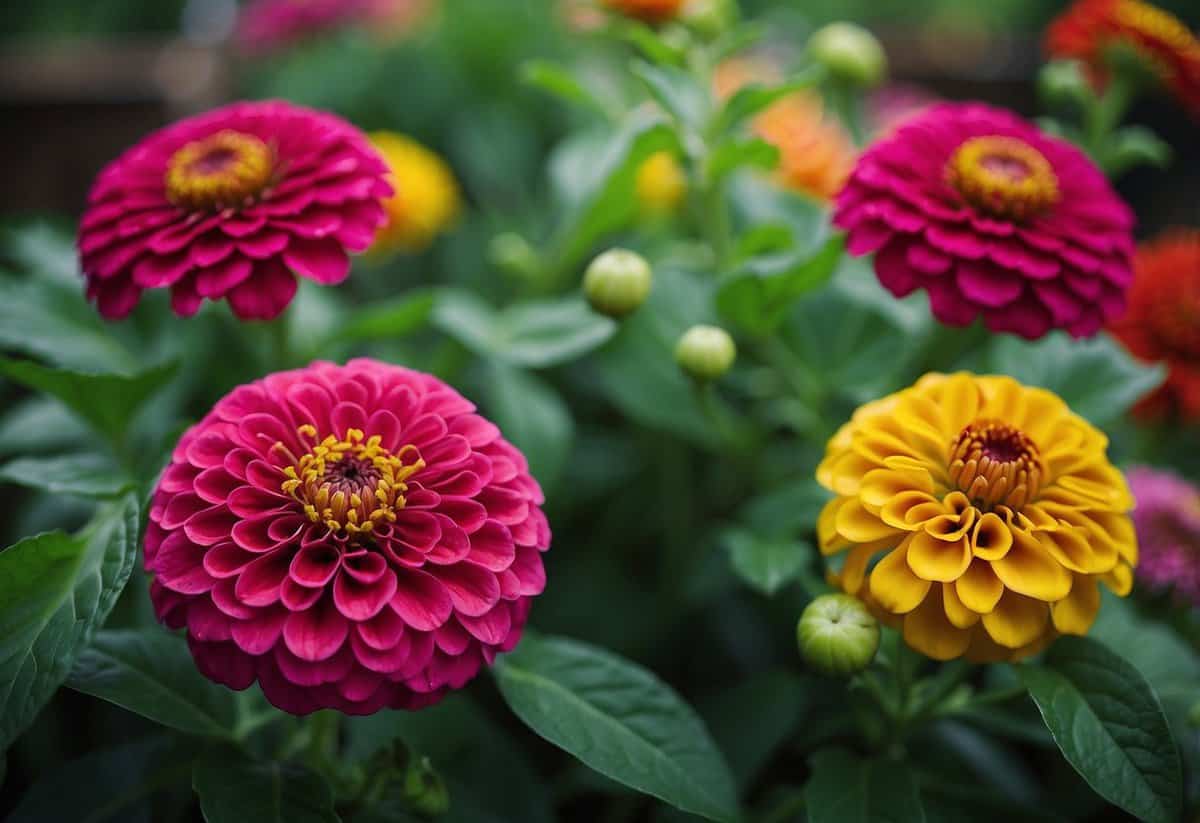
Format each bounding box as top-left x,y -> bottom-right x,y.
192,750 -> 340,823
723,528 -> 809,596
805,749 -> 926,822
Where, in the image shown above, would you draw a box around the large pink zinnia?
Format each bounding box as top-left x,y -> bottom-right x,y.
833,102 -> 1135,339
78,100 -> 390,321
145,359 -> 550,715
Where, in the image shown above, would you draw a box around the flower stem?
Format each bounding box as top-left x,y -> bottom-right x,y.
1085,74 -> 1135,172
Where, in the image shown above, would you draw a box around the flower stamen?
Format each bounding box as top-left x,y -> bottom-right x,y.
946,136 -> 1059,222
949,419 -> 1043,511
166,130 -> 275,211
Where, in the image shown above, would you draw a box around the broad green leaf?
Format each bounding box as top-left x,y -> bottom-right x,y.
0,357 -> 178,444
8,737 -> 192,823
1,220 -> 79,287
711,71 -> 821,136
328,289 -> 435,344
0,277 -> 138,373
0,454 -> 132,499
699,671 -> 809,789
1020,636 -> 1182,823
1107,125 -> 1172,176
723,529 -> 808,596
0,396 -> 91,458
716,235 -> 844,335
986,332 -> 1164,427
806,749 -> 925,823
192,751 -> 340,823
68,629 -> 243,738
631,60 -> 710,133
0,494 -> 141,750
616,20 -> 686,65
707,138 -> 779,182
484,363 -> 573,491
521,59 -> 612,118
494,633 -> 740,823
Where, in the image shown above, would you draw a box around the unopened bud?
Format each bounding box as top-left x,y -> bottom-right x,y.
809,22 -> 887,88
797,593 -> 880,676
675,325 -> 736,381
584,249 -> 653,318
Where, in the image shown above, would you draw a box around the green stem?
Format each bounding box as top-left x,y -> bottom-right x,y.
700,174 -> 734,272
1085,74 -> 1135,171
303,710 -> 341,775
827,82 -> 866,146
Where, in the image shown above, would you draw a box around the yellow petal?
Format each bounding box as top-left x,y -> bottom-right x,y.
1101,562 -> 1134,597
903,587 -> 972,660
880,490 -> 943,531
981,590 -> 1050,649
1035,523 -> 1114,575
924,510 -> 977,542
938,372 -> 984,435
992,529 -> 1073,601
956,559 -> 1004,613
818,449 -> 878,496
860,468 -> 934,508
907,530 -> 972,582
869,539 -> 931,614
835,498 -> 900,544
970,512 -> 1013,560
942,582 -> 980,628
818,497 -> 849,555
840,544 -> 880,595
1051,575 -> 1099,635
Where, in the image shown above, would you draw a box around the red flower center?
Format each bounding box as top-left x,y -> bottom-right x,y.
946,136 -> 1059,222
949,419 -> 1043,510
275,425 -> 425,536
165,130 -> 275,211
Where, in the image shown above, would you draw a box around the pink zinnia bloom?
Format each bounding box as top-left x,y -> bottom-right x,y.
833,102 -> 1135,340
145,359 -> 551,715
235,0 -> 374,54
1128,466 -> 1200,606
78,100 -> 390,321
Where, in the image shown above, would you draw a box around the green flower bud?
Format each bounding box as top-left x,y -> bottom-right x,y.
1038,60 -> 1093,109
797,593 -> 880,676
403,755 -> 450,817
808,22 -> 887,88
584,248 -> 653,318
682,0 -> 738,37
675,325 -> 736,381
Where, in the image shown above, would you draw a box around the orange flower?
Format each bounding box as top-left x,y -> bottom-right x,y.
1109,230 -> 1200,421
601,0 -> 684,23
1046,0 -> 1200,118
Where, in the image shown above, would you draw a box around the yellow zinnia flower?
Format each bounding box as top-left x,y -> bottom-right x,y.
368,131 -> 461,255
817,372 -> 1137,662
635,151 -> 687,215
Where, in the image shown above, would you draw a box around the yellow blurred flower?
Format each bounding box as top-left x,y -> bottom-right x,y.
714,57 -> 856,202
369,131 -> 460,255
635,151 -> 688,215
817,373 -> 1136,662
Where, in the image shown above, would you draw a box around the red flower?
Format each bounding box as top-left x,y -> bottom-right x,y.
78,101 -> 390,321
1046,0 -> 1200,119
145,359 -> 551,715
1109,230 -> 1200,421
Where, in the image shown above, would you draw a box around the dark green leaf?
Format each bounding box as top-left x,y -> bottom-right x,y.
699,671 -> 809,789
327,289 -> 435,344
1020,635 -> 1182,823
723,528 -> 808,596
631,60 -> 710,132
0,277 -> 138,373
494,633 -> 740,822
716,235 -> 844,334
193,751 -> 340,823
484,363 -> 573,491
1107,125 -> 1172,176
0,454 -> 132,499
0,396 -> 91,458
0,357 -> 178,444
986,332 -> 1165,427
616,20 -> 686,65
806,749 -> 925,823
68,629 -> 243,738
0,494 -> 141,750
521,59 -> 611,117
712,71 -> 820,136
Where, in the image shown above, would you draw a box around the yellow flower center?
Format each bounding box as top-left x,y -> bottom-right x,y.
948,419 -> 1043,511
165,130 -> 275,211
275,425 -> 425,536
946,136 -> 1059,222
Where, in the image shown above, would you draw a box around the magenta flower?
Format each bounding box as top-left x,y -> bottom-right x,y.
78,100 -> 390,321
235,0 -> 375,54
833,102 -> 1135,339
1128,466 -> 1200,607
145,359 -> 551,715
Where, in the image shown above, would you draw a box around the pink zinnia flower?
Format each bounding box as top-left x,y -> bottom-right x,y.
235,0 -> 374,54
145,359 -> 550,715
1128,466 -> 1200,606
78,100 -> 390,321
833,102 -> 1135,340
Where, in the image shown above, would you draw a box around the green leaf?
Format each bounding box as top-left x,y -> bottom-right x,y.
494,633 -> 740,822
616,20 -> 686,65
0,454 -> 132,499
0,494 -> 141,751
1020,636 -> 1183,823
521,59 -> 612,117
483,363 -> 573,491
631,60 -> 710,132
193,751 -> 340,823
8,737 -> 192,823
712,71 -> 821,136
708,138 -> 779,182
1107,125 -> 1172,176
986,332 -> 1165,427
806,749 -> 926,823
0,396 -> 91,458
0,357 -> 178,444
327,289 -> 434,344
716,235 -> 844,335
723,528 -> 808,596
68,629 -> 244,738
699,671 -> 809,789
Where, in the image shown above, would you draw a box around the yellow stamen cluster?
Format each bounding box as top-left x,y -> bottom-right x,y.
949,420 -> 1043,511
276,425 -> 424,536
165,130 -> 275,212
946,136 -> 1059,222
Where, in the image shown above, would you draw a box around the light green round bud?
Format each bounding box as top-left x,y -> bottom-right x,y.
675,325 -> 736,381
808,22 -> 887,88
797,593 -> 880,676
584,249 -> 653,318
489,232 -> 540,280
682,0 -> 738,37
1038,60 -> 1092,108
